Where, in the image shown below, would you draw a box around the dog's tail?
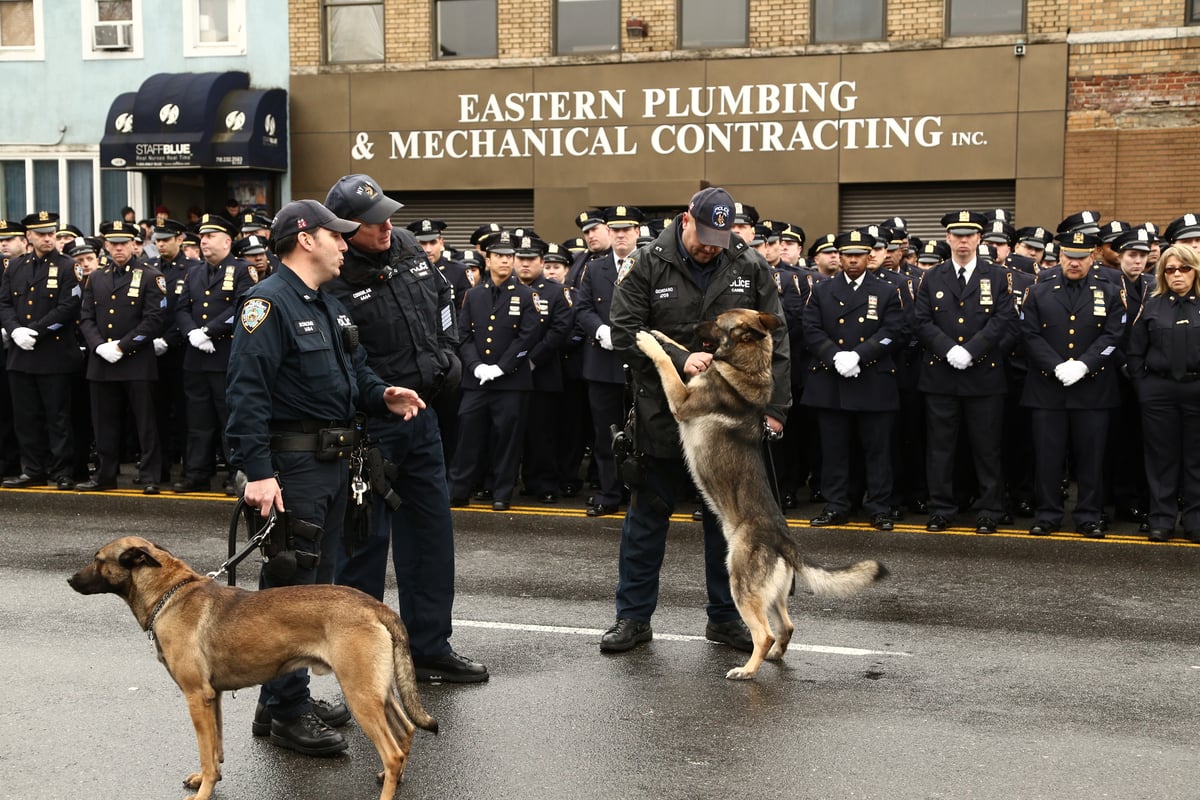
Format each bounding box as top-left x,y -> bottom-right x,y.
380,611 -> 439,735
779,538 -> 889,598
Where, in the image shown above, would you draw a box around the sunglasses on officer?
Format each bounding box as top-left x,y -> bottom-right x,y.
1163,265 -> 1194,275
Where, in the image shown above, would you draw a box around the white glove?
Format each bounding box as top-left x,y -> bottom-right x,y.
595,324 -> 613,351
11,326 -> 38,351
481,364 -> 505,383
946,345 -> 973,370
473,364 -> 489,382
1056,359 -> 1089,387
832,351 -> 861,378
96,341 -> 123,364
153,337 -> 168,356
187,328 -> 211,350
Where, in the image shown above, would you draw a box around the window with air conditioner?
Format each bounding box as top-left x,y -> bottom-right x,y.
82,0 -> 140,58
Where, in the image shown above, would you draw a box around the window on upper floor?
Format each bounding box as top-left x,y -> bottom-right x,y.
812,0 -> 884,43
83,0 -> 142,59
182,0 -> 245,57
1189,0 -> 1200,24
0,0 -> 42,60
679,0 -> 747,48
324,0 -> 384,63
435,0 -> 496,59
556,0 -> 619,55
947,0 -> 1024,36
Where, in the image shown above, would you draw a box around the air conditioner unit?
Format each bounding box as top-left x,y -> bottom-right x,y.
93,22 -> 133,50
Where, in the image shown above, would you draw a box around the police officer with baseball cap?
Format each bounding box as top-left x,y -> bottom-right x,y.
226,198 -> 426,756
322,174 -> 486,684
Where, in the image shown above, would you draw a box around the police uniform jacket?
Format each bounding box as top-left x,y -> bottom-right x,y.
79,261 -> 167,382
1126,290 -> 1200,381
434,254 -> 473,309
801,271 -> 909,412
457,274 -> 541,392
610,218 -> 792,460
327,230 -> 460,399
914,259 -> 1017,396
1003,265 -> 1037,376
560,283 -> 586,381
175,252 -> 256,372
1036,262 -> 1122,285
0,249 -> 83,374
525,276 -> 575,392
152,252 -> 202,350
573,249 -> 626,384
772,263 -> 809,377
1019,275 -> 1125,409
225,265 -> 392,482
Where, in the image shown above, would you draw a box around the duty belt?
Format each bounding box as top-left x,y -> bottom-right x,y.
269,419 -> 359,459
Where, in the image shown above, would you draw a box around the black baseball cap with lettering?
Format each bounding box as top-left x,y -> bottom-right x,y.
99,220 -> 138,242
325,174 -> 402,225
407,219 -> 447,242
941,210 -> 987,235
270,199 -> 361,241
1054,229 -> 1100,257
687,187 -> 735,248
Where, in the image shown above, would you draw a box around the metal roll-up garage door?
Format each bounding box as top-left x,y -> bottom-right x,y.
383,189 -> 535,252
839,181 -> 1016,240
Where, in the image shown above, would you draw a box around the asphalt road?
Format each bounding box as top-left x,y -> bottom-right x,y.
1,485 -> 1197,800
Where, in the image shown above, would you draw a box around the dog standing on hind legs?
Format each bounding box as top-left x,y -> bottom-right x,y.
68,536 -> 438,800
634,308 -> 889,680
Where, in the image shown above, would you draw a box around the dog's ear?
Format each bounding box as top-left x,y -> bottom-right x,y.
756,312 -> 782,332
118,546 -> 162,570
741,327 -> 768,342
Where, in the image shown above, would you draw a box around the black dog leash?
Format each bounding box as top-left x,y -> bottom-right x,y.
212,504 -> 277,585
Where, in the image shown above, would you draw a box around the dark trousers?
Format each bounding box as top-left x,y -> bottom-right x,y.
925,393 -> 1006,519
432,384 -> 461,478
153,351 -> 187,481
1003,386 -> 1035,509
183,370 -> 229,483
8,370 -> 74,480
614,456 -> 737,624
335,409 -> 456,660
259,453 -> 348,720
819,409 -> 895,516
1106,377 -> 1149,511
1030,407 -> 1109,526
557,377 -> 591,492
521,389 -> 564,495
448,388 -> 529,503
1138,375 -> 1200,532
0,360 -> 20,475
90,380 -> 161,484
586,380 -> 625,506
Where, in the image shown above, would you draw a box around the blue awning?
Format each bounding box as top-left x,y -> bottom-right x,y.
100,71 -> 288,172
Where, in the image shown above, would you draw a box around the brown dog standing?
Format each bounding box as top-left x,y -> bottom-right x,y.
68,536 -> 437,799
636,308 -> 888,680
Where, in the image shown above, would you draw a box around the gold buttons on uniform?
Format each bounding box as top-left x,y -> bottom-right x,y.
1068,329 -> 1075,335
837,338 -> 844,345
1069,315 -> 1076,321
957,336 -> 964,342
958,317 -> 964,324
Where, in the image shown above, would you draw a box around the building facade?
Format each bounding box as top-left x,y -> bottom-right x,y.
285,0 -> 1198,245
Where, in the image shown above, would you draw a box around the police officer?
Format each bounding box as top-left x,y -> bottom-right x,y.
75,221 -> 167,493
233,234 -> 273,278
601,187 -> 790,654
225,199 -> 426,756
1020,230 -> 1125,538
407,219 -> 472,309
173,213 -> 257,494
803,230 -> 909,530
544,242 -> 589,497
0,211 -> 83,489
1163,213 -> 1200,255
448,230 -> 540,511
322,173 -> 486,684
914,210 -> 1018,533
0,219 -> 27,476
239,210 -> 284,275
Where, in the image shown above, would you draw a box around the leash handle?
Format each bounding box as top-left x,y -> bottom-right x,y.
207,509 -> 277,581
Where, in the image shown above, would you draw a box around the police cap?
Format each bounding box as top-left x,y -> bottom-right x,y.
54,222 -> 84,240
1164,213 -> 1200,243
561,236 -> 587,255
239,211 -> 272,233
1113,228 -> 1152,253
325,174 -> 402,224
470,222 -> 504,246
233,235 -> 268,257
982,219 -> 1016,246
543,242 -> 571,265
779,223 -> 805,245
807,233 -> 837,260
834,230 -> 873,255
1057,210 -> 1102,235
197,213 -> 236,237
1098,220 -> 1131,244
1015,226 -> 1050,248
406,219 -> 447,242
1054,229 -> 1100,257
21,211 -> 59,231
603,205 -> 644,229
0,219 -> 25,239
917,239 -> 950,264
99,219 -> 138,242
64,236 -> 102,258
153,218 -> 189,239
731,202 -> 758,225
575,209 -> 606,232
482,230 -> 516,255
1004,253 -> 1038,275
514,235 -> 547,257
941,210 -> 987,235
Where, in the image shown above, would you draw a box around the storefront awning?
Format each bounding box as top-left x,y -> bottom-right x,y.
99,71 -> 288,172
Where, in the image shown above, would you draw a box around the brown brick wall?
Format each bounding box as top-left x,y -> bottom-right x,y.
749,0 -> 807,48
1064,128 -> 1200,224
624,0 -> 675,53
889,0 -> 940,41
291,0 -> 320,67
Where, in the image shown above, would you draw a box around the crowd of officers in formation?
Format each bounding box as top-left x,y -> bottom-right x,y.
4,196 -> 1200,545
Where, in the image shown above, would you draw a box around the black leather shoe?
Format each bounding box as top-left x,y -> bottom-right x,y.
56,476 -> 75,491
1147,528 -> 1171,543
253,698 -> 351,736
975,517 -> 998,534
705,619 -> 753,653
75,479 -> 117,492
491,500 -> 510,511
809,489 -> 826,503
1138,521 -> 1151,533
926,515 -> 951,532
691,508 -> 703,521
538,492 -> 557,503
268,712 -> 348,757
1076,521 -> 1105,539
810,510 -> 848,527
587,503 -> 620,517
413,650 -> 490,683
1113,506 -> 1147,523
142,484 -> 160,496
600,619 -> 652,653
1029,522 -> 1055,536
870,512 -> 894,531
3,473 -> 47,489
171,479 -> 210,493
561,481 -> 581,498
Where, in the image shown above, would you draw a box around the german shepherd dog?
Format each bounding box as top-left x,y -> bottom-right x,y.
635,308 -> 888,680
68,536 -> 438,799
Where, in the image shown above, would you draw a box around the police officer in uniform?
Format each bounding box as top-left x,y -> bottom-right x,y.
323,173 -> 486,684
407,219 -> 472,309
1020,230 -> 1125,537
226,199 -> 426,756
600,187 -> 790,654
803,230 -> 909,530
173,213 -> 257,493
0,211 -> 83,489
0,219 -> 27,477
75,221 -> 167,493
914,210 -> 1018,533
545,242 -> 589,496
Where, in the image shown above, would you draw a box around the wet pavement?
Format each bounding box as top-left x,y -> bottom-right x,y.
2,484 -> 1197,799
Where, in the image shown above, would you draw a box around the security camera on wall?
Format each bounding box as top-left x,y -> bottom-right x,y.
1014,42 -> 1026,57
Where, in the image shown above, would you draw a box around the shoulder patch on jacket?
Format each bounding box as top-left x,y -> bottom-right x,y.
241,298 -> 271,333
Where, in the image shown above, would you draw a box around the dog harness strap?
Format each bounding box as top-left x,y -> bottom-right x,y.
145,578 -> 198,641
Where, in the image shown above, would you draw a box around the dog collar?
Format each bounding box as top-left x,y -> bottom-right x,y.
145,578 -> 197,641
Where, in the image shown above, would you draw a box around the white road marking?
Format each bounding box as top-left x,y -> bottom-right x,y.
453,619 -> 912,657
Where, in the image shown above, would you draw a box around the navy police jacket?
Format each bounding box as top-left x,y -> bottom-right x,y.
573,249 -> 626,384
79,261 -> 167,382
225,265 -> 391,482
457,274 -> 541,392
0,249 -> 83,374
524,276 -> 575,392
175,253 -> 257,372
